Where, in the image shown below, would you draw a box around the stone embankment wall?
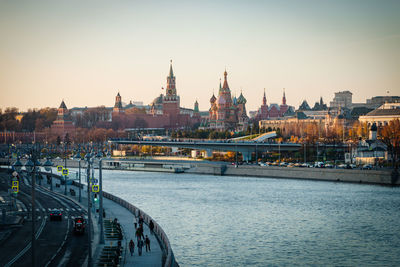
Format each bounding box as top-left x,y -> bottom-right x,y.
222,165 -> 398,185
2,158 -> 398,186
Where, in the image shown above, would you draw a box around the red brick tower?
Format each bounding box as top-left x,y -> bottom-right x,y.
51,100 -> 75,136
113,92 -> 124,114
162,60 -> 180,127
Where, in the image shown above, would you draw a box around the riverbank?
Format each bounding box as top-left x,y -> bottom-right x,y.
57,159 -> 399,186
1,158 -> 398,186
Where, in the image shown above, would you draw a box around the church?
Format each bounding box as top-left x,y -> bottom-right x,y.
206,70 -> 249,131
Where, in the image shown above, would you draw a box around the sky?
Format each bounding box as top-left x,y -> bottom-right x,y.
1,0 -> 400,112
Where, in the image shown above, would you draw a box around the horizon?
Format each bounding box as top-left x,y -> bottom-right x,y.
1,0 -> 400,112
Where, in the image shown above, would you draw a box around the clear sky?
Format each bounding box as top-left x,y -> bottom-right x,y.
1,0 -> 399,112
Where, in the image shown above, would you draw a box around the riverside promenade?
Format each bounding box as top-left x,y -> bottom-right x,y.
39,171 -> 175,266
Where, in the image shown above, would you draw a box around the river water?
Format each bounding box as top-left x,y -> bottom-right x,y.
99,169 -> 400,266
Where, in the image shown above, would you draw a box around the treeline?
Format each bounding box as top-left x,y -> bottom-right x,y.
0,107 -> 57,132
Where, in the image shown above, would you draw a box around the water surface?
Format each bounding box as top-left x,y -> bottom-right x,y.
100,170 -> 400,266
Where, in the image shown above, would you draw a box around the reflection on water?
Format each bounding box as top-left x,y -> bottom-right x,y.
101,169 -> 400,266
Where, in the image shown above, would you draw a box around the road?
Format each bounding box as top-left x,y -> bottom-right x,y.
0,171 -> 88,267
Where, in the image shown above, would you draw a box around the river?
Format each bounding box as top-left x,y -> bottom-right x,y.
98,169 -> 400,266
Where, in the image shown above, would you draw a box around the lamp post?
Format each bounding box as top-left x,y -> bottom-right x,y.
85,152 -> 93,267
25,149 -> 41,267
12,157 -> 23,209
74,146 -> 82,203
96,148 -> 105,244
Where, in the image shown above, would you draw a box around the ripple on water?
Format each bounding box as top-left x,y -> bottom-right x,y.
99,169 -> 400,266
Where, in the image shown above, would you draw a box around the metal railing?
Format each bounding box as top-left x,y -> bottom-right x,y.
102,191 -> 176,267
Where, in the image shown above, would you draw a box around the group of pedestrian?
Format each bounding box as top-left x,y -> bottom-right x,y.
129,215 -> 151,257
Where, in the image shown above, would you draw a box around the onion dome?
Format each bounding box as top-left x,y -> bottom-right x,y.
237,92 -> 247,104
232,95 -> 237,105
210,93 -> 216,103
152,94 -> 163,105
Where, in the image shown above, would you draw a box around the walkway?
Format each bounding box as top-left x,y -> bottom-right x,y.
40,171 -> 163,266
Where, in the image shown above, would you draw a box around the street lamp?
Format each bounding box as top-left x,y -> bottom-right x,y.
85,152 -> 93,267
74,147 -> 82,203
96,148 -> 105,244
25,152 -> 41,267
43,158 -> 54,191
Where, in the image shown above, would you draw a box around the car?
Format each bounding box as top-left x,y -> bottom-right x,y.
301,163 -> 311,168
314,162 -> 325,168
362,164 -> 373,170
73,217 -> 86,234
325,163 -> 334,168
49,209 -> 62,221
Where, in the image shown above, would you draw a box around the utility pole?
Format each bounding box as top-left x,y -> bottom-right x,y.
86,155 -> 93,267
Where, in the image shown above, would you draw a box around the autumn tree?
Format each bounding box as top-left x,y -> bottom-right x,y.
380,119 -> 400,168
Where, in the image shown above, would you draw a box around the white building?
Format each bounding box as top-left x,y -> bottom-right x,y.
358,103 -> 400,126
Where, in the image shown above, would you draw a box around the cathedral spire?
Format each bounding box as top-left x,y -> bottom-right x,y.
169,60 -> 174,77
222,70 -> 229,90
263,88 -> 267,106
282,88 -> 286,105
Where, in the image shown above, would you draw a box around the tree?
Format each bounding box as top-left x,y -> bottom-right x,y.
380,119 -> 400,168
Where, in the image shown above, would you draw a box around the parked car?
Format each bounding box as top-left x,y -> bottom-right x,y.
49,209 -> 62,221
314,162 -> 325,168
362,164 -> 373,170
325,163 -> 334,168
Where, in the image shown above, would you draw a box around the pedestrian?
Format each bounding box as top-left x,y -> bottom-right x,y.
149,220 -> 154,234
137,239 -> 144,256
129,239 -> 135,256
135,227 -> 142,242
139,224 -> 145,239
145,235 -> 151,252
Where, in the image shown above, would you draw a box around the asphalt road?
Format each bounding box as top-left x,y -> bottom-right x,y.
0,171 -> 88,267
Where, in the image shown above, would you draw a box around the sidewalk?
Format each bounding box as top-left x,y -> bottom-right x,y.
40,172 -> 163,266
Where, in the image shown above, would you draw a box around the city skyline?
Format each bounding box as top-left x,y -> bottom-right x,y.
1,0 -> 400,112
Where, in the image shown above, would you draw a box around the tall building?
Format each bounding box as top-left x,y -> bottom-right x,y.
162,61 -> 180,127
208,70 -> 248,131
330,91 -> 353,109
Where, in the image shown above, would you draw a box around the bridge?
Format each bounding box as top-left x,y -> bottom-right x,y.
109,139 -> 302,162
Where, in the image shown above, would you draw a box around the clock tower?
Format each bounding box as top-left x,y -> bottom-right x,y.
163,60 -> 180,126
